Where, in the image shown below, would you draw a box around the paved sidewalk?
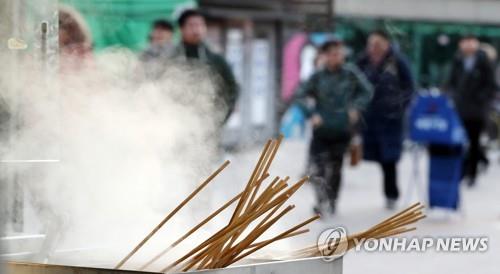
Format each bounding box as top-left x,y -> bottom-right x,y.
215,140 -> 500,274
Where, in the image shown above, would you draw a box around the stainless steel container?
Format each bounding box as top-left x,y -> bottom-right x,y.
5,257 -> 342,274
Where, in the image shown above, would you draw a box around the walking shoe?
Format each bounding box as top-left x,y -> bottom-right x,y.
329,203 -> 337,215
386,199 -> 397,210
328,200 -> 337,215
478,161 -> 489,174
466,177 -> 477,188
313,205 -> 323,216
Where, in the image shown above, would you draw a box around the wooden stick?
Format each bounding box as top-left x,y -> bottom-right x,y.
114,160 -> 230,269
208,177 -> 291,267
246,136 -> 283,212
212,205 -> 296,269
370,203 -> 422,229
222,176 -> 308,251
252,140 -> 276,184
375,215 -> 425,237
218,177 -> 287,257
247,229 -> 310,249
302,225 -> 418,258
197,246 -> 220,270
219,180 -> 289,257
254,139 -> 276,181
260,176 -> 308,211
236,136 -> 282,222
245,170 -> 270,210
195,197 -> 294,270
220,176 -> 290,256
365,203 -> 422,234
247,177 -> 288,213
230,140 -> 272,224
221,211 -> 311,267
253,193 -> 290,232
187,146 -> 278,272
162,143 -> 315,272
294,204 -> 426,259
373,227 -> 417,239
242,229 -> 310,261
138,187 -> 247,271
261,135 -> 283,176
250,176 -> 306,214
163,188 -> 293,273
367,212 -> 420,236
366,211 -> 424,238
230,215 -> 320,265
181,208 -> 260,272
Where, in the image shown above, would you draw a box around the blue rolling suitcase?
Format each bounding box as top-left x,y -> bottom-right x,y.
409,92 -> 467,210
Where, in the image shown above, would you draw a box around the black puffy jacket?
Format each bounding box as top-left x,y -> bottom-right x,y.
446,50 -> 496,120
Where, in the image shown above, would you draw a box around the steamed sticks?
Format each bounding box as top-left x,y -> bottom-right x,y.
229,140 -> 272,224
229,215 -> 320,265
185,177 -> 311,271
200,205 -> 296,270
214,139 -> 283,264
114,160 -> 230,269
211,205 -> 297,268
139,189 -> 246,270
163,179 -> 294,272
162,177 -> 312,272
139,174 -> 272,270
246,229 -> 310,249
246,136 -> 283,210
294,203 -> 426,258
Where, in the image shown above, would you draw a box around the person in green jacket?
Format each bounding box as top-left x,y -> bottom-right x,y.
174,9 -> 239,123
298,39 -> 373,215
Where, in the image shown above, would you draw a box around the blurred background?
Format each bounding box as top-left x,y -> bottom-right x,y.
1,1 -> 499,274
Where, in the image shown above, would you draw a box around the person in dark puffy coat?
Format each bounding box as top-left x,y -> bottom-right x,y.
174,9 -> 239,123
445,35 -> 496,187
357,30 -> 415,210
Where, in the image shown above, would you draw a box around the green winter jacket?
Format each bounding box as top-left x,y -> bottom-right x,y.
298,64 -> 374,139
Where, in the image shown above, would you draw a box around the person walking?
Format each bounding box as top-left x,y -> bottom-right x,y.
299,39 -> 373,215
59,5 -> 93,71
445,35 -> 496,187
357,30 -> 415,210
140,19 -> 174,78
174,9 -> 239,122
140,19 -> 174,62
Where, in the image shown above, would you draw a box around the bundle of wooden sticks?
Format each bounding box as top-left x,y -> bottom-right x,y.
115,136 -> 318,272
290,202 -> 426,259
114,136 -> 425,273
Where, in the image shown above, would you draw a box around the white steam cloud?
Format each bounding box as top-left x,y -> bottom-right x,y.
0,48 -> 225,268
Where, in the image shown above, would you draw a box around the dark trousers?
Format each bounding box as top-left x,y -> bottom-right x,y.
308,137 -> 349,207
462,119 -> 485,180
381,162 -> 399,200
